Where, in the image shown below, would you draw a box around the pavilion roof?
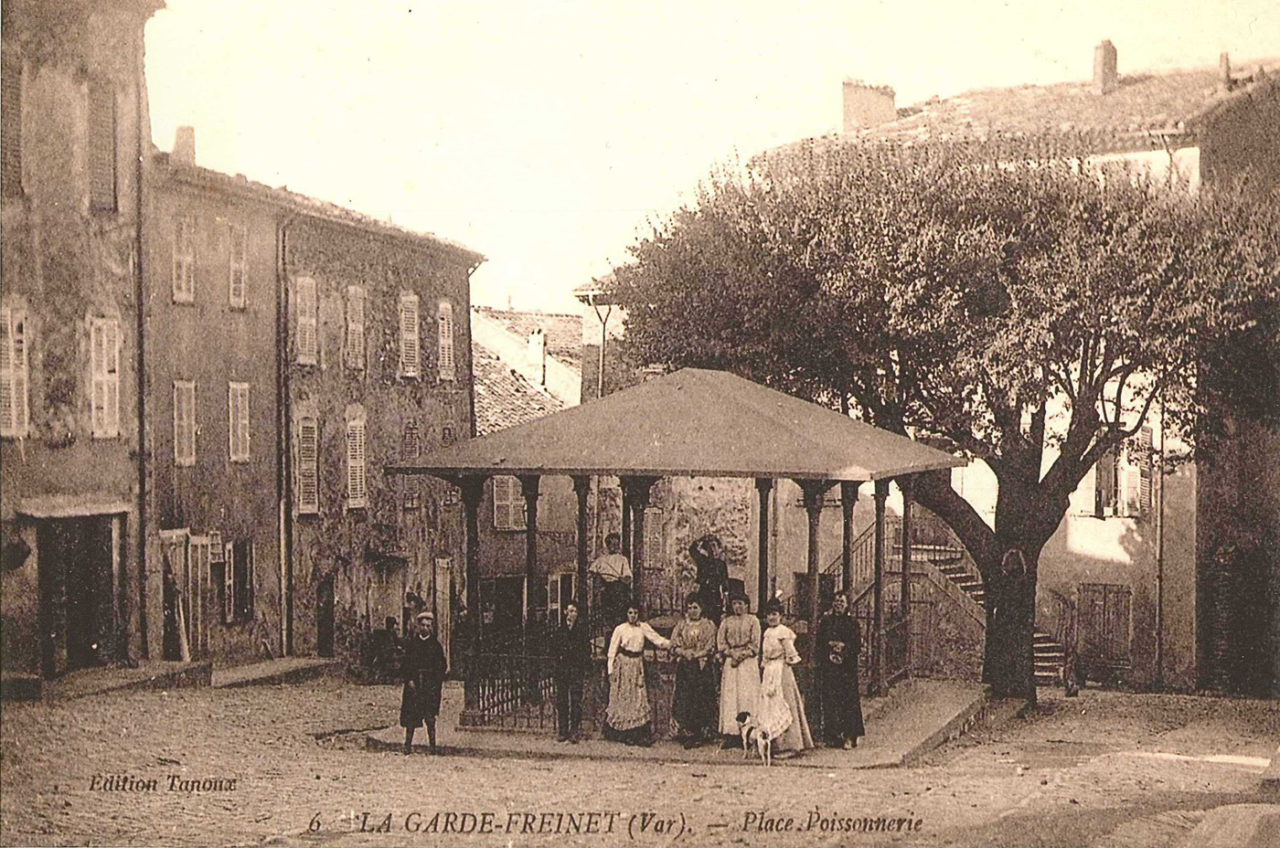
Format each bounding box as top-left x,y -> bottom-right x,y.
388,368 -> 963,482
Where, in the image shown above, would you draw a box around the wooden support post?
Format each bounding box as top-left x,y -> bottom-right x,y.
621,476 -> 657,607
458,476 -> 487,649
873,479 -> 888,694
899,477 -> 914,675
519,475 -> 540,630
799,480 -> 835,647
573,476 -> 591,622
841,481 -> 859,595
756,478 -> 773,615
620,485 -> 632,568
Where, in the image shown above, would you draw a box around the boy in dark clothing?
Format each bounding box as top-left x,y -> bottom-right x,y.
401,611 -> 448,754
815,593 -> 865,748
552,600 -> 591,742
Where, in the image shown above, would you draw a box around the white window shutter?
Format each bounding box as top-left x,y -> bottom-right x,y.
90,317 -> 120,438
346,285 -> 365,370
173,216 -> 195,303
298,417 -> 319,513
296,277 -> 317,364
229,223 -> 247,308
347,418 -> 367,508
1138,426 -> 1154,518
174,380 -> 196,466
399,293 -> 420,378
437,300 -> 455,381
227,383 -> 249,462
1,307 -> 29,438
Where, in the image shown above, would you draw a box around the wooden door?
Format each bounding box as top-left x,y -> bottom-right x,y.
1078,582 -> 1131,680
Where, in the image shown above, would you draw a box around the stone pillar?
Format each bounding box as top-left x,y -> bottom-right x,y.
459,476 -> 487,648
573,476 -> 591,621
799,480 -> 835,644
519,475 -> 541,629
873,479 -> 889,694
756,478 -> 773,614
620,476 -> 657,607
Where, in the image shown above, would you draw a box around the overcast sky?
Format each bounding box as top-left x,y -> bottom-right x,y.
145,0 -> 1279,314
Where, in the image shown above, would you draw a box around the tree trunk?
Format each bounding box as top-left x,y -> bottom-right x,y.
981,544 -> 1039,703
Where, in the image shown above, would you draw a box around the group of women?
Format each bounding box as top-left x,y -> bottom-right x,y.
604,591 -> 813,757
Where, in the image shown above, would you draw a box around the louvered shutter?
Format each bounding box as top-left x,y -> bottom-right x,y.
91,318 -> 120,437
1138,426 -> 1154,518
437,301 -> 455,381
298,417 -> 319,513
296,278 -> 317,364
347,418 -> 367,508
346,286 -> 365,369
398,293 -> 420,377
0,307 -> 29,437
88,80 -> 116,211
173,217 -> 195,302
229,224 -> 247,308
174,381 -> 196,466
228,383 -> 249,461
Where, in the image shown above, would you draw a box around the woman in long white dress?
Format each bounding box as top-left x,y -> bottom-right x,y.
716,590 -> 762,747
757,599 -> 813,757
604,603 -> 671,746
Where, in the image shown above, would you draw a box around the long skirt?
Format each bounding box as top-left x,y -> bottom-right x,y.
672,659 -> 717,738
718,656 -> 761,735
758,660 -> 813,753
819,668 -> 865,743
606,654 -> 651,732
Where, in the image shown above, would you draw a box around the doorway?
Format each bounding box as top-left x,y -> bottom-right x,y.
316,574 -> 335,658
37,516 -> 115,677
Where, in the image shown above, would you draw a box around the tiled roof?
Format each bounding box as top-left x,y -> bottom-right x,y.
472,306 -> 582,369
857,58 -> 1279,147
472,346 -> 565,437
153,154 -> 485,264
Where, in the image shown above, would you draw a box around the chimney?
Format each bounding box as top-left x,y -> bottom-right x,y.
1219,52 -> 1232,90
527,328 -> 546,386
172,126 -> 196,166
1093,40 -> 1118,95
841,79 -> 897,133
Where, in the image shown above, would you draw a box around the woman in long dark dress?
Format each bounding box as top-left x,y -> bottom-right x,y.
670,594 -> 718,748
401,610 -> 448,754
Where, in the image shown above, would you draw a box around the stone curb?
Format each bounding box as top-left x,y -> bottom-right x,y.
898,686 -> 995,767
212,659 -> 343,689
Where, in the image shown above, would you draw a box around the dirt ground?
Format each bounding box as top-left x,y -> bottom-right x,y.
1,680 -> 1275,848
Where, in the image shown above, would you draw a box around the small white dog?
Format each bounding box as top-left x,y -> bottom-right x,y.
736,711 -> 772,766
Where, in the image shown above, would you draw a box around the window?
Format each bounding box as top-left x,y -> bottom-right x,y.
346,417 -> 367,509
228,223 -> 247,308
1093,447 -> 1118,518
398,292 -> 420,378
228,382 -> 249,462
492,475 -> 526,531
90,317 -> 120,438
173,380 -> 196,467
295,277 -> 317,364
297,416 -> 319,514
345,285 -> 365,370
402,422 -> 421,510
222,539 -> 254,624
437,300 -> 455,381
0,306 -> 30,438
2,49 -> 21,197
88,79 -> 116,212
173,216 -> 196,303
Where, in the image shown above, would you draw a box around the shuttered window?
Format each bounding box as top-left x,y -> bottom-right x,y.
228,223 -> 247,308
90,317 -> 120,438
2,50 -> 21,197
1093,446 -> 1117,518
295,277 -> 317,364
493,475 -> 526,531
173,380 -> 196,466
398,292 -> 420,378
173,216 -> 196,303
1138,426 -> 1154,518
437,300 -> 455,381
297,416 -> 319,514
0,307 -> 30,438
88,80 -> 116,212
346,417 -> 367,509
228,382 -> 249,462
345,285 -> 365,370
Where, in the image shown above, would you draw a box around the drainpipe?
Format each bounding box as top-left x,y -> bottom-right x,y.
277,213 -> 299,655
133,40 -> 149,659
1155,401 -> 1166,689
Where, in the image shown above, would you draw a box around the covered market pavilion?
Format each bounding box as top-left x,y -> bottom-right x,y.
387,368 -> 966,691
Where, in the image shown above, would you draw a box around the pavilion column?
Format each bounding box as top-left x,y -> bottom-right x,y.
621,476 -> 657,607
573,476 -> 591,621
799,480 -> 835,647
459,475 -> 487,649
899,477 -> 915,676
755,478 -> 773,614
841,482 -> 860,594
518,475 -> 541,630
620,484 -> 632,566
872,479 -> 889,694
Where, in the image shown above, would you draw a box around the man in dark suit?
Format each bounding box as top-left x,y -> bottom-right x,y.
551,600 -> 591,742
